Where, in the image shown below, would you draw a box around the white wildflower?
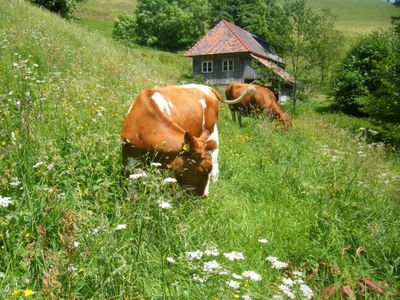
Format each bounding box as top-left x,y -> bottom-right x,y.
92,227 -> 100,235
116,224 -> 127,230
0,272 -> 5,279
203,260 -> 221,273
204,248 -> 219,256
282,278 -> 295,287
272,260 -> 288,269
129,171 -> 148,180
73,241 -> 79,248
166,257 -> 175,264
226,280 -> 240,289
33,161 -> 44,168
232,273 -> 243,280
218,268 -> 229,275
242,271 -> 262,282
192,274 -> 206,283
0,196 -> 12,208
67,265 -> 78,273
47,163 -> 54,170
278,284 -> 295,299
159,200 -> 172,209
151,162 -> 162,167
97,112 -> 103,117
242,295 -> 252,300
300,284 -> 314,299
186,250 -> 203,261
163,177 -> 177,183
258,238 -> 269,244
9,177 -> 21,187
266,256 -> 278,263
293,271 -> 303,277
223,251 -> 245,261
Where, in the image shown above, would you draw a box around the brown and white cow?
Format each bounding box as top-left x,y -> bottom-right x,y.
225,82 -> 292,129
121,84 -> 252,196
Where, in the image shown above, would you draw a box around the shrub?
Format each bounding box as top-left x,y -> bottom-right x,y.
331,30 -> 400,122
29,0 -> 83,19
112,15 -> 136,43
113,0 -> 209,51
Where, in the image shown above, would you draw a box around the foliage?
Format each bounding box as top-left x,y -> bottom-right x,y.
391,0 -> 400,33
112,14 -> 136,43
331,30 -> 400,121
278,0 -> 343,110
120,0 -> 209,51
208,0 -> 241,26
29,0 -> 84,19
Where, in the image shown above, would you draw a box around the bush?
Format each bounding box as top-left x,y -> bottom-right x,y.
112,15 -> 136,43
29,0 -> 83,19
331,30 -> 400,122
113,0 -> 209,51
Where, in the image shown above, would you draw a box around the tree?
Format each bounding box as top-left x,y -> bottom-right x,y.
331,30 -> 400,122
131,0 -> 209,51
281,0 -> 343,111
29,0 -> 84,19
391,0 -> 400,33
239,0 -> 290,54
208,0 -> 241,26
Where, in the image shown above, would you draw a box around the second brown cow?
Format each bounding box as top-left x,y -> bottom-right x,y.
225,82 -> 292,128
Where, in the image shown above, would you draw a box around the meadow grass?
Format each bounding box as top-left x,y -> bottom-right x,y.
76,0 -> 136,37
1,1 -> 400,299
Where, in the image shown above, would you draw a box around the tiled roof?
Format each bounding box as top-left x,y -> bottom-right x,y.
251,54 -> 296,83
185,20 -> 282,63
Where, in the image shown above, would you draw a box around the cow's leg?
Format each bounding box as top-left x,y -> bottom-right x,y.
208,124 -> 219,182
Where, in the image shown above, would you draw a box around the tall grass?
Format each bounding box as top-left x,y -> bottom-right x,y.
1,1 -> 399,298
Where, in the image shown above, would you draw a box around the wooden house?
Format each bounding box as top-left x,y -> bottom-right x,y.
184,20 -> 295,101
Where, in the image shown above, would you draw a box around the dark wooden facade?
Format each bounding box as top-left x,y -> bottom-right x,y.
192,53 -> 263,85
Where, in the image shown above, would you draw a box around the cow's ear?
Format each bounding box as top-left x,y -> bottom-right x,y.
206,140 -> 217,150
183,131 -> 193,152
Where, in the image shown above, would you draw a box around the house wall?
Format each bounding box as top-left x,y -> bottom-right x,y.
192,53 -> 263,85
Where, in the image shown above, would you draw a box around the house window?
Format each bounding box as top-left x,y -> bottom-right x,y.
201,60 -> 213,73
222,59 -> 234,72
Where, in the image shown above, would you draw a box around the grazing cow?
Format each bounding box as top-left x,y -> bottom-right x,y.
225,82 -> 292,128
121,84 -> 253,196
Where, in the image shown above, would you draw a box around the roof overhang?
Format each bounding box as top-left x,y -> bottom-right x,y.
251,54 -> 296,84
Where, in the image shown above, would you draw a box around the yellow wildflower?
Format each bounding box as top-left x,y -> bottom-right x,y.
23,289 -> 33,297
233,294 -> 240,299
1,141 -> 6,146
11,289 -> 20,297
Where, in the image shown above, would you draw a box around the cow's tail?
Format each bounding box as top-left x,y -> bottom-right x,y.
210,87 -> 223,102
220,86 -> 256,105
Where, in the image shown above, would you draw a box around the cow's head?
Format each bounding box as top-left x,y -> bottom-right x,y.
168,130 -> 216,196
281,112 -> 292,129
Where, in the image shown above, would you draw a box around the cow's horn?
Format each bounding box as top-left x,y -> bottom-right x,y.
221,86 -> 256,104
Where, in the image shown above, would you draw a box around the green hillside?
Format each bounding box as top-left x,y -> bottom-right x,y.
1,1 -> 400,299
306,0 -> 396,37
76,0 -> 136,36
78,0 -> 397,39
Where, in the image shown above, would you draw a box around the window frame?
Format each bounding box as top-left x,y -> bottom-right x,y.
222,59 -> 234,72
201,60 -> 214,73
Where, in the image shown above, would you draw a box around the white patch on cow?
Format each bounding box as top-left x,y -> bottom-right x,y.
181,84 -> 214,97
208,124 -> 219,182
203,174 -> 211,196
152,92 -> 171,116
199,99 -> 206,130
